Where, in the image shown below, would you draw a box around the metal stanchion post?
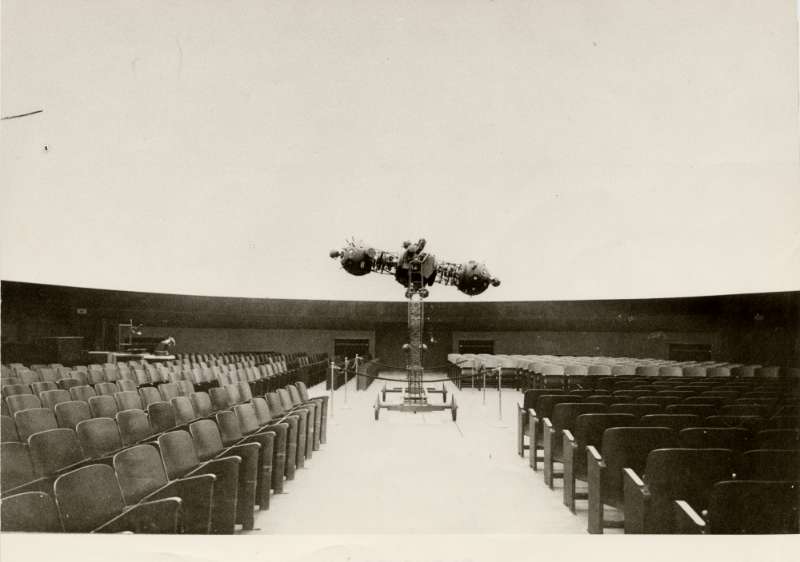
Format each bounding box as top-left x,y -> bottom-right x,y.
354,354 -> 360,392
329,360 -> 335,417
344,357 -> 349,404
498,367 -> 503,420
482,368 -> 487,404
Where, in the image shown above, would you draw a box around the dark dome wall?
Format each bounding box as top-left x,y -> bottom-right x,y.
1,281 -> 798,367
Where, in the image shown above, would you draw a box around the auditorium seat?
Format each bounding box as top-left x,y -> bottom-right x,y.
675,480 -> 800,534
139,386 -> 163,408
1,443 -> 42,495
117,379 -> 138,392
678,427 -> 753,457
54,463 -> 182,533
191,392 -> 214,417
0,491 -> 63,532
76,417 -> 123,459
159,382 -> 180,402
624,448 -> 734,533
215,410 -> 276,509
234,402 -> 290,492
68,384 -> 96,403
113,443 -> 215,533
116,409 -> 154,446
189,419 -> 261,527
88,395 -> 118,419
542,402 -> 608,488
635,396 -> 679,408
148,402 -> 179,433
721,404 -> 769,418
158,430 -> 242,533
115,390 -> 143,412
252,397 -> 299,482
94,382 -> 118,396
738,449 -> 800,481
268,391 -> 309,469
14,408 -> 58,441
562,413 -> 636,513
30,381 -> 58,396
527,393 -> 579,471
2,384 -> 30,399
54,400 -> 92,430
28,428 -> 87,478
587,427 -> 678,533
6,394 -> 42,415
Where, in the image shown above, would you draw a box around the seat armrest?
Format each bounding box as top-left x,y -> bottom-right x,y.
674,500 -> 706,534
586,445 -> 602,464
623,467 -> 649,534
94,497 -> 182,534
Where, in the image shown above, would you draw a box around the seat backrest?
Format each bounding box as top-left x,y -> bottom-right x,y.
139,387 -> 163,408
225,384 -> 242,405
2,414 -> 20,443
720,404 -> 768,417
148,402 -> 176,433
39,389 -> 71,411
189,419 -> 225,461
277,388 -> 295,410
76,417 -> 122,458
171,396 -> 196,425
209,387 -> 232,411
643,448 -> 734,518
2,383 -> 31,399
639,414 -> 702,432
115,390 -> 143,412
28,428 -> 85,477
14,408 -> 58,441
551,403 -> 608,434
88,395 -> 118,418
233,403 -> 260,434
54,400 -> 92,430
608,403 -> 663,417
574,413 -> 637,450
87,370 -> 105,386
1,442 -> 36,490
266,392 -> 287,415
117,379 -> 137,392
68,385 -> 96,402
533,394 -> 576,419
116,409 -> 152,446
6,393 -> 42,415
665,403 -> 718,418
0,490 -> 63,532
252,397 -> 273,425
739,449 -> 800,480
755,429 -> 800,450
53,464 -> 125,533
94,382 -> 118,396
159,382 -> 180,402
191,392 -> 213,417
113,444 -> 170,504
177,380 -> 194,396
704,415 -> 764,432
295,382 -> 311,401
236,382 -> 253,403
215,410 -> 243,446
683,396 -> 723,406
158,430 -> 201,479
30,381 -> 58,396
600,427 -> 678,504
678,427 -> 753,453
287,385 -> 303,405
706,480 -> 800,534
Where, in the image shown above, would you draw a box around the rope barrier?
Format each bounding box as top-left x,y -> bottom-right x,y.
328,365 -> 521,384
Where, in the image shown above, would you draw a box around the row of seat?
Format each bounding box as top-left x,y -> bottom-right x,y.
517,388 -> 799,533
1,379 -> 329,533
448,353 -> 800,384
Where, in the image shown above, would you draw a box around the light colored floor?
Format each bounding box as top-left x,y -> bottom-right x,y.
248,371 -> 589,534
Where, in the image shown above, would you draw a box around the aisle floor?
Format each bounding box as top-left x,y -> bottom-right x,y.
249,372 -> 588,534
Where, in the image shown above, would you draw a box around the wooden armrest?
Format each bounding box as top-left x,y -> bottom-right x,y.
623,467 -> 649,533
586,445 -> 602,463
674,500 -> 706,534
563,429 -> 575,443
